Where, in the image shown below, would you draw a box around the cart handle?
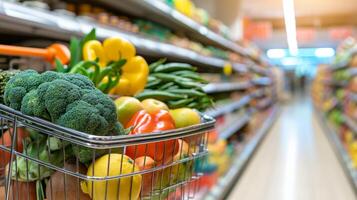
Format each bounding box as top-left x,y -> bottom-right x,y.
0,43 -> 70,65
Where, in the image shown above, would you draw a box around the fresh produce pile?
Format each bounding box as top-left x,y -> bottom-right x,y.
139,59 -> 213,111
0,29 -> 213,200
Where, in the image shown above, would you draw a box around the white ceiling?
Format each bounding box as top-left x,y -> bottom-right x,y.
242,0 -> 357,18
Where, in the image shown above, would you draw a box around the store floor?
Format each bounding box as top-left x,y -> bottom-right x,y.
227,94 -> 356,200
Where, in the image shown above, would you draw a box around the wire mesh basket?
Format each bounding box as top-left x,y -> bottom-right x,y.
0,104 -> 215,200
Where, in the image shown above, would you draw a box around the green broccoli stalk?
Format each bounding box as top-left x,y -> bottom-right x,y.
10,136 -> 67,181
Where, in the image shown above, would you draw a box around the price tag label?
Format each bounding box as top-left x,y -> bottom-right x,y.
223,62 -> 233,76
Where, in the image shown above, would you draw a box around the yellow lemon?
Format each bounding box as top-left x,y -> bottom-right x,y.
81,154 -> 142,200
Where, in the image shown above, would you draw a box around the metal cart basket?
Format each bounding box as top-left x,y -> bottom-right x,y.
0,104 -> 215,200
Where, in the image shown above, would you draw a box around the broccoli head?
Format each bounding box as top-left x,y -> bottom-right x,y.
4,70 -> 126,164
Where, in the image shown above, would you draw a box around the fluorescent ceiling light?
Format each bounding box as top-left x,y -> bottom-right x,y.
283,0 -> 298,56
267,49 -> 286,58
281,57 -> 299,66
315,48 -> 335,58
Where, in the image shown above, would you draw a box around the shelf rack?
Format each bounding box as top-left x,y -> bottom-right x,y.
96,0 -> 249,57
205,105 -> 280,200
205,95 -> 251,118
315,107 -> 357,194
219,112 -> 252,140
344,114 -> 357,135
203,81 -> 251,94
0,1 -> 248,73
252,77 -> 272,86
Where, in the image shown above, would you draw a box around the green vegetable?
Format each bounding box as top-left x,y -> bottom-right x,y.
135,90 -> 187,101
153,63 -> 196,73
4,70 -> 126,163
167,89 -> 205,97
140,60 -> 214,111
167,98 -> 195,108
0,69 -> 20,103
149,58 -> 166,72
158,82 -> 175,90
152,73 -> 191,83
10,137 -> 65,181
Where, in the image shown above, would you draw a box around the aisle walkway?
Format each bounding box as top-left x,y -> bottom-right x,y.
228,96 -> 356,200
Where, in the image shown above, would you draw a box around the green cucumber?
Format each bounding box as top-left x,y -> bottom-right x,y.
135,90 -> 187,101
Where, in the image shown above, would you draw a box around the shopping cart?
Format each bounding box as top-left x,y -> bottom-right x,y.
0,104 -> 215,200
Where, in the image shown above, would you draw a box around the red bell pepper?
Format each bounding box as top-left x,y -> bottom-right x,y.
125,109 -> 179,164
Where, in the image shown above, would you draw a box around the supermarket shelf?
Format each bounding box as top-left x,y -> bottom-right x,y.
96,0 -> 249,57
315,108 -> 357,194
324,80 -> 348,87
251,89 -> 266,98
0,1 -> 248,73
203,81 -> 251,94
350,93 -> 357,102
256,98 -> 273,110
205,95 -> 251,118
252,77 -> 272,86
219,112 -> 251,140
331,47 -> 357,71
205,105 -> 280,200
249,64 -> 270,75
344,114 -> 357,134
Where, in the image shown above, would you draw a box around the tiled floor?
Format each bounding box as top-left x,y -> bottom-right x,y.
228,96 -> 356,200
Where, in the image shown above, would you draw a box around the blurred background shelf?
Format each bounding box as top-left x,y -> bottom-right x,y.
203,81 -> 251,94
315,108 -> 357,194
96,0 -> 251,58
205,95 -> 251,118
0,1 -> 249,73
219,112 -> 251,140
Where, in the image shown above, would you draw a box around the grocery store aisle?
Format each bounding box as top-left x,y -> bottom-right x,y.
228,94 -> 356,200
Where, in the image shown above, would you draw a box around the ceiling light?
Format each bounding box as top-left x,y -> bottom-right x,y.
281,57 -> 299,66
283,0 -> 298,56
314,48 -> 335,58
267,49 -> 286,58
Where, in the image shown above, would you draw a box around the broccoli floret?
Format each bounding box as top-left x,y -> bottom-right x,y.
42,80 -> 82,121
21,89 -> 50,120
64,73 -> 95,90
81,89 -> 117,131
56,100 -> 108,135
4,70 -> 42,109
4,70 -> 126,164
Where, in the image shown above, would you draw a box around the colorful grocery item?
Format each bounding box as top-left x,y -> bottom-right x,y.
125,109 -> 179,164
81,154 -> 142,200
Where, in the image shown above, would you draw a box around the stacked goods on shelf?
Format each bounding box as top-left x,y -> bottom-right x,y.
8,0 -> 244,64
312,38 -> 357,189
196,46 -> 278,199
164,0 -> 230,39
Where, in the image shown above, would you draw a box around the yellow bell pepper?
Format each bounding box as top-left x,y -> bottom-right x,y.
103,37 -> 136,61
82,40 -> 107,67
83,36 -> 149,96
109,56 -> 149,96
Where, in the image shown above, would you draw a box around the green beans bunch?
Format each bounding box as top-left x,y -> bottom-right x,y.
136,59 -> 214,111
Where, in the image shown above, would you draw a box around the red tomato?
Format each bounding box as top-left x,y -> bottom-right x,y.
0,128 -> 29,176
